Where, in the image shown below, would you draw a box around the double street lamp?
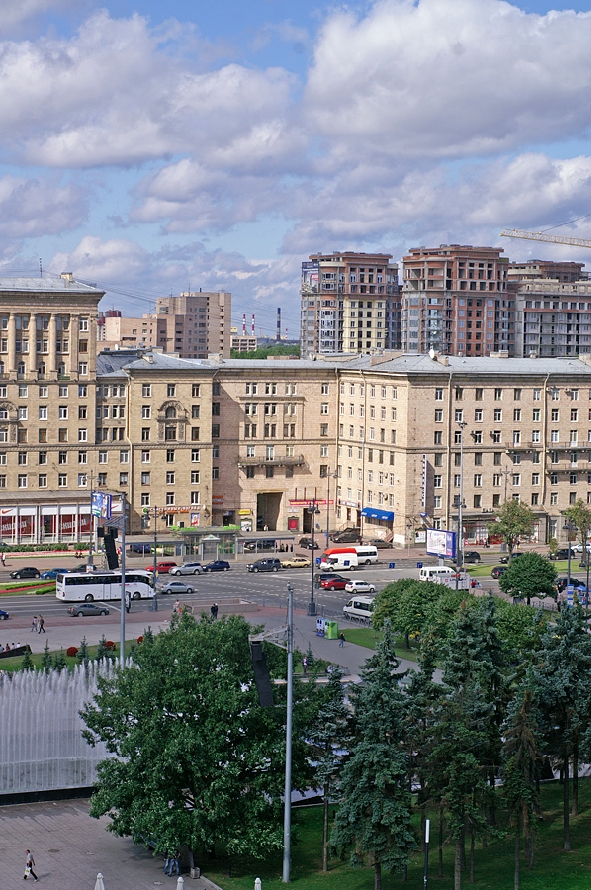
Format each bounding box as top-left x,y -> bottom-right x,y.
307,499 -> 320,616
563,517 -> 578,595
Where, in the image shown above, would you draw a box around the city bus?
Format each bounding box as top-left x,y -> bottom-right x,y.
56,570 -> 155,603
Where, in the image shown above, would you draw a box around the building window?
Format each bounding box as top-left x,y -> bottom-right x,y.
435,388 -> 443,401
141,428 -> 150,441
434,431 -> 442,445
433,475 -> 442,488
165,425 -> 177,440
212,403 -> 221,416
245,466 -> 255,478
166,492 -> 175,506
141,472 -> 150,485
212,424 -> 220,438
191,449 -> 200,462
212,467 -> 220,480
58,474 -> 67,487
190,491 -> 200,504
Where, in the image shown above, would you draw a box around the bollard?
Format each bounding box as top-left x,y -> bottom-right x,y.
176,877 -> 185,890
255,879 -> 262,890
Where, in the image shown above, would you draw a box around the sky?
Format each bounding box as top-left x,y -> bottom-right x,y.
2,0 -> 591,337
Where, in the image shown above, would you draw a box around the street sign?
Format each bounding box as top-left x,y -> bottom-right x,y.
416,562 -> 423,569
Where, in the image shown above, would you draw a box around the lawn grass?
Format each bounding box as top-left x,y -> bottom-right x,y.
0,580 -> 56,597
0,638 -> 141,671
200,779 -> 591,890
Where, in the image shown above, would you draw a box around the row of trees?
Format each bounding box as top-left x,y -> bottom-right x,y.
80,594 -> 591,890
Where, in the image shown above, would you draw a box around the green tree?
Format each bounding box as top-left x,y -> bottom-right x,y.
41,640 -> 51,673
498,552 -> 557,605
331,622 -> 415,890
372,578 -> 442,646
308,666 -> 351,872
97,634 -> 116,662
564,499 -> 591,553
76,636 -> 90,665
81,613 -> 315,864
502,683 -> 542,890
21,648 -> 34,670
488,501 -> 535,558
229,344 -> 300,360
535,603 -> 591,849
493,598 -> 549,665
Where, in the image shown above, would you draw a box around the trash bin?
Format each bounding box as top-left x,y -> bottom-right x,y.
325,620 -> 339,640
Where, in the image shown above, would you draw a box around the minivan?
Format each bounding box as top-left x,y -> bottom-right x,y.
419,565 -> 455,582
343,596 -> 375,621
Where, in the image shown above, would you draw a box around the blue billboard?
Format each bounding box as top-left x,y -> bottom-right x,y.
91,491 -> 112,520
426,528 -> 456,560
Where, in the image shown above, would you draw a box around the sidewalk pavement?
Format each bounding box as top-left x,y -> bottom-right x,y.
0,798 -> 223,890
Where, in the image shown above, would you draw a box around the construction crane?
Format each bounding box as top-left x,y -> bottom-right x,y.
499,228 -> 591,249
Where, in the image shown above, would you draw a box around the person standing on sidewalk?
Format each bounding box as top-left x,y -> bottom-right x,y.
37,615 -> 45,634
31,616 -> 37,633
1,551 -> 5,566
339,632 -> 345,648
24,849 -> 38,881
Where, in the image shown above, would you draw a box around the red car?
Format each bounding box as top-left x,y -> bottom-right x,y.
155,561 -> 178,573
319,576 -> 349,591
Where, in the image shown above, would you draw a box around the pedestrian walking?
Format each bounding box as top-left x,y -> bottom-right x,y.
173,599 -> 181,614
1,551 -> 5,566
37,615 -> 45,634
339,632 -> 345,648
31,616 -> 37,633
23,849 -> 38,881
302,656 -> 308,675
210,602 -> 219,619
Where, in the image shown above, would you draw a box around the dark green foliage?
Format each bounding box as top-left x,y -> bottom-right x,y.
76,636 -> 90,665
81,613 -> 316,861
229,344 -> 300,360
331,622 -> 415,890
488,501 -> 536,556
96,635 -> 116,662
20,648 -> 34,670
41,640 -> 52,672
51,648 -> 66,671
499,552 -> 557,603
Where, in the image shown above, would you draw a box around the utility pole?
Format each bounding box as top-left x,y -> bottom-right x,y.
88,471 -> 95,566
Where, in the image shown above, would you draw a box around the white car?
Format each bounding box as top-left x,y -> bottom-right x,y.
169,562 -> 204,575
344,579 -> 376,594
572,543 -> 591,553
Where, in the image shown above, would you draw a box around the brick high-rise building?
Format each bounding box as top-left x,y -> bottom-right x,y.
300,251 -> 399,355
401,244 -> 512,356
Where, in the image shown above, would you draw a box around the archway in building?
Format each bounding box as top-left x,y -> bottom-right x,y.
256,493 -> 282,531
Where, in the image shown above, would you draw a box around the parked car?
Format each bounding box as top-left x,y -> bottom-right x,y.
572,543 -> 591,553
556,577 -> 587,593
41,567 -> 71,580
128,543 -> 152,554
364,538 -> 392,549
160,580 -> 195,595
67,603 -> 110,617
0,607 -> 8,620
344,579 -> 377,594
281,556 -> 311,568
202,560 -> 231,572
169,562 -> 204,575
499,551 -> 525,564
299,537 -> 320,549
319,575 -> 349,590
330,528 -> 362,544
548,548 -> 576,560
244,539 -> 276,552
462,551 -> 482,564
491,565 -> 508,579
9,566 -> 40,580
72,563 -> 98,573
247,558 -> 282,573
314,571 -> 345,588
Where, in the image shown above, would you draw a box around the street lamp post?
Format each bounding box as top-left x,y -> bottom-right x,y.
455,422 -> 467,588
325,468 -> 338,550
307,500 -> 320,616
564,518 -> 578,594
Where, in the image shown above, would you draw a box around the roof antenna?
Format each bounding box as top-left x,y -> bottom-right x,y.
39,257 -> 43,278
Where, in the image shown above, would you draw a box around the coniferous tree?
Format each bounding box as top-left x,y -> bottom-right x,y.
41,639 -> 51,673
331,622 -> 415,890
308,666 -> 351,872
21,648 -> 34,671
76,636 -> 90,665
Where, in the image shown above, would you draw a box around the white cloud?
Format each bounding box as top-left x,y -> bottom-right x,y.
0,174 -> 87,236
304,0 -> 591,163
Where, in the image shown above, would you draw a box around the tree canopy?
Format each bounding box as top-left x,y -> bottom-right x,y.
488,501 -> 536,556
81,614 -> 316,861
498,552 -> 557,604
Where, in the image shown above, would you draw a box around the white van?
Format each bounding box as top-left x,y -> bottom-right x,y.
418,565 -> 455,583
352,545 -> 379,565
343,596 -> 375,622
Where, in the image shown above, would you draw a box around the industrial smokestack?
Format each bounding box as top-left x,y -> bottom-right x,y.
251,314 -> 255,335
276,308 -> 281,342
242,313 -> 246,336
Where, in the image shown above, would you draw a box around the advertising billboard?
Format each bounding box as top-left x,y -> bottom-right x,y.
91,492 -> 112,520
426,528 -> 456,560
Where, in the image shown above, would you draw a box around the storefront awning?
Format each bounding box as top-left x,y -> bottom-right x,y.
360,507 -> 395,521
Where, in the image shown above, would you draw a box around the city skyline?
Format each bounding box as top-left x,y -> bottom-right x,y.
1,0 -> 591,336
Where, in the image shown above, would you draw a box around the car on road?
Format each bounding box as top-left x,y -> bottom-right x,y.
319,575 -> 349,590
330,528 -> 362,544
548,548 -> 577,560
0,607 -> 8,620
160,580 -> 195,595
499,552 -> 525,564
344,579 -> 376,594
363,538 -> 392,549
67,603 -> 110,617
281,556 -> 311,569
243,539 -> 276,552
491,565 -> 508,579
169,562 -> 204,575
556,577 -> 587,593
572,543 -> 591,553
9,566 -> 40,580
156,561 -> 178,573
298,537 -> 320,549
128,543 -> 152,554
463,551 -> 482,564
202,560 -> 231,572
41,567 -> 71,580
72,563 -> 99,573
247,558 -> 282,573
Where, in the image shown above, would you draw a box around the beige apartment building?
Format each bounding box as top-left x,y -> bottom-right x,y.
1,273 -> 590,551
100,291 -> 231,359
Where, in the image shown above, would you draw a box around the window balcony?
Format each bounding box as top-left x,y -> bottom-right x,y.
237,454 -> 306,468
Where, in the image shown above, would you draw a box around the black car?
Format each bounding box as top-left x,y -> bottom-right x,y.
548,548 -> 576,561
499,552 -> 525,565
491,565 -> 508,579
463,551 -> 482,564
247,558 -> 281,573
203,560 -> 231,572
298,537 -> 320,549
556,577 -> 587,593
9,566 -> 40,580
330,529 -> 362,544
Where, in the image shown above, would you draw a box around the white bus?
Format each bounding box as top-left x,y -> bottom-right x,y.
56,570 -> 155,603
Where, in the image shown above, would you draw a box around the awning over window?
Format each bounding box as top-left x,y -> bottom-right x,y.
360,507 -> 395,521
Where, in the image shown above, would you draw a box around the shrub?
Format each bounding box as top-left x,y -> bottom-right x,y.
136,635 -> 143,644
66,646 -> 78,658
105,640 -> 116,650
